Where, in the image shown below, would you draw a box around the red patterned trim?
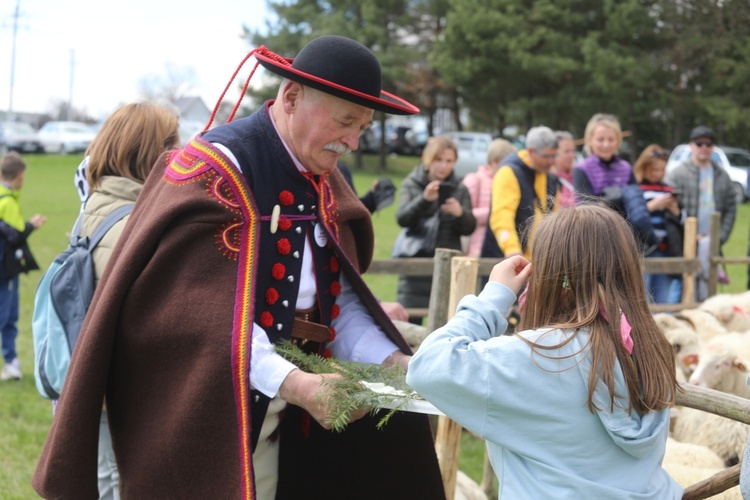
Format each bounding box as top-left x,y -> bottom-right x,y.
167,137 -> 259,500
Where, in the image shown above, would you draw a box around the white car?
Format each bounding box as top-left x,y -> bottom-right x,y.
443,131 -> 494,179
0,122 -> 45,154
38,121 -> 97,154
665,144 -> 749,204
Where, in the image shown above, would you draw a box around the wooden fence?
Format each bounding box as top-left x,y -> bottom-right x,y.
370,213 -> 750,318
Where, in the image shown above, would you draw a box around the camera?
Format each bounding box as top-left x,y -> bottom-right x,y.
438,182 -> 455,204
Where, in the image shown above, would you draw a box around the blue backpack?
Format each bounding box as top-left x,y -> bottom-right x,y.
32,204 -> 133,399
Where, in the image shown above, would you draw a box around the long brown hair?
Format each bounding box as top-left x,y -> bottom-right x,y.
518,205 -> 677,414
632,144 -> 669,182
86,101 -> 179,190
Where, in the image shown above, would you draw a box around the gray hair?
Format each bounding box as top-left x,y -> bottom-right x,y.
555,130 -> 574,143
526,126 -> 557,151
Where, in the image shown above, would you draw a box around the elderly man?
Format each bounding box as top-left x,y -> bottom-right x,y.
666,125 -> 737,301
481,126 -> 560,259
33,36 -> 444,499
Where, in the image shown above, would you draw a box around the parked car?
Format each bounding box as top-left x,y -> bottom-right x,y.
0,121 -> 45,155
404,127 -> 428,156
38,121 -> 97,154
360,123 -> 398,153
443,131 -> 494,179
665,144 -> 749,204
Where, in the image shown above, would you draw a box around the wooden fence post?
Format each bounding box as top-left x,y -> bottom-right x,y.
682,217 -> 697,305
707,212 -> 721,297
427,249 -> 462,334
434,256 -> 479,500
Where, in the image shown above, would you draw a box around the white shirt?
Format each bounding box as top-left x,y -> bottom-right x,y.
213,111 -> 400,398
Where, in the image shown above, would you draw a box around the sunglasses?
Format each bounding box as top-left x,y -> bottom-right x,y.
693,140 -> 714,148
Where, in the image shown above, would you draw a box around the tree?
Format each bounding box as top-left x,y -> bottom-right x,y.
137,63 -> 198,105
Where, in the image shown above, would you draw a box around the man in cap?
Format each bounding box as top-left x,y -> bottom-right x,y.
33,36 -> 444,499
666,125 -> 737,300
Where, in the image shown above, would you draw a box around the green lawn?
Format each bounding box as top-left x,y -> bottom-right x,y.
1,151 -> 748,498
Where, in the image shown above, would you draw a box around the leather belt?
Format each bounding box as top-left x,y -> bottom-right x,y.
291,307 -> 332,343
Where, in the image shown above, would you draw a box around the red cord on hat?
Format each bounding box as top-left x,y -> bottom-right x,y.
204,46 -> 291,131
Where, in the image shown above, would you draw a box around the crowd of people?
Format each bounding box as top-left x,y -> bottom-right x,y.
392,114 -> 739,311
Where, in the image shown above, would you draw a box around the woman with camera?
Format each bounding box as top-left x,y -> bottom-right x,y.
393,136 -> 476,324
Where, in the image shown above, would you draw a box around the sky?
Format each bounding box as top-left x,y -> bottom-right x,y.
0,0 -> 274,120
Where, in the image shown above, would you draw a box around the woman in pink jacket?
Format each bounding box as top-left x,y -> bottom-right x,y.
462,139 -> 517,257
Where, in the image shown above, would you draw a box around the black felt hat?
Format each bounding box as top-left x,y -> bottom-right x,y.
255,36 -> 418,116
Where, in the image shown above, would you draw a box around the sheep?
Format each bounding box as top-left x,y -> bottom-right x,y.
664,436 -> 724,469
654,312 -> 702,380
688,333 -> 750,399
673,308 -> 729,343
661,437 -> 743,499
671,406 -> 750,466
700,293 -> 750,333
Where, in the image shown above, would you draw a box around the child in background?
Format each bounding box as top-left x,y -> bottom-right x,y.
407,205 -> 681,499
633,145 -> 683,304
462,138 -> 517,257
0,152 -> 46,380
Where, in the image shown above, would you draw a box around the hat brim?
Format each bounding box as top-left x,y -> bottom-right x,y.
256,53 -> 419,116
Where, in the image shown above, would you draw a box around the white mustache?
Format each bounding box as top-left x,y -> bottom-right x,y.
324,143 -> 352,155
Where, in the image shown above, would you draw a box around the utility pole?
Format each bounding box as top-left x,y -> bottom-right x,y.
7,0 -> 20,122
67,49 -> 75,120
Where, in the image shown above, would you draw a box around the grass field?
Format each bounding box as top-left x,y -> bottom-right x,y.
0,151 -> 748,498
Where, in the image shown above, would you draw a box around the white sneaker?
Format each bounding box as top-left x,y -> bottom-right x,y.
1,358 -> 22,381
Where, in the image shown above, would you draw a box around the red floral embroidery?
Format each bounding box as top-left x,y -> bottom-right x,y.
271,263 -> 286,280
330,281 -> 341,296
260,311 -> 274,328
329,327 -> 336,342
322,348 -> 332,359
265,288 -> 279,305
279,191 -> 294,206
329,256 -> 339,273
330,304 -> 340,319
278,218 -> 292,231
277,238 -> 291,255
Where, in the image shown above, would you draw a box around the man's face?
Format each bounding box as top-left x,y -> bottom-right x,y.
689,136 -> 714,166
285,85 -> 374,175
529,147 -> 557,172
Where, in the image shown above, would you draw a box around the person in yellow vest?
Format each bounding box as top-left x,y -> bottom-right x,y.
481,126 -> 559,259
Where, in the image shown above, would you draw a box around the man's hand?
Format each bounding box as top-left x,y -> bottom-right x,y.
380,301 -> 409,322
382,350 -> 411,373
278,369 -> 368,430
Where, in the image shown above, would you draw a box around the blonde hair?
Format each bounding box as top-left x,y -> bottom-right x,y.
422,136 -> 458,169
584,113 -> 622,155
632,144 -> 669,182
486,138 -> 516,164
518,205 -> 678,414
86,101 -> 180,190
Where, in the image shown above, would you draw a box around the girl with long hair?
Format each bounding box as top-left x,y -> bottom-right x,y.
407,205 -> 681,498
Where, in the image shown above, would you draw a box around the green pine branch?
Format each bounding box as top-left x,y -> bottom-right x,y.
275,340 -> 425,432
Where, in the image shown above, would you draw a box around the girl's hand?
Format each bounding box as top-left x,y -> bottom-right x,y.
423,181 -> 440,202
489,255 -> 532,294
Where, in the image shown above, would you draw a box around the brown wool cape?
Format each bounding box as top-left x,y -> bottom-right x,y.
32,143 -> 444,499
